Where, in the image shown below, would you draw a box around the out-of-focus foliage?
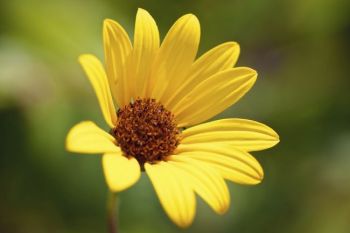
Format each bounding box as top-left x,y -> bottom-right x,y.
0,0 -> 349,233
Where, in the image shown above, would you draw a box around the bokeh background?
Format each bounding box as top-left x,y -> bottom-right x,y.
1,0 -> 350,233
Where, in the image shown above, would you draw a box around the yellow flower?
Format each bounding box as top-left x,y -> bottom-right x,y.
66,8 -> 279,228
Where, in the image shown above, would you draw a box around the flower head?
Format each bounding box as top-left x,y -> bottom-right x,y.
66,8 -> 279,228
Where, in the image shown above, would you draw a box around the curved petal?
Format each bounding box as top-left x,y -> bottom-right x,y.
145,162 -> 196,228
66,121 -> 120,154
79,55 -> 117,128
130,8 -> 159,98
168,156 -> 230,214
103,19 -> 132,107
165,42 -> 240,109
102,153 -> 141,192
173,67 -> 257,127
180,118 -> 279,151
175,143 -> 264,185
150,14 -> 200,102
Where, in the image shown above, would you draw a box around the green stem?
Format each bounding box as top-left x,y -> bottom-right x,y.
107,191 -> 118,233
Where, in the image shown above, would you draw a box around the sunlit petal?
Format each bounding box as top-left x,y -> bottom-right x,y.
176,143 -> 264,184
173,68 -> 257,127
169,156 -> 230,214
66,121 -> 120,154
145,162 -> 196,228
165,42 -> 240,109
150,14 -> 200,102
130,8 -> 160,98
103,19 -> 132,107
79,55 -> 117,128
180,118 -> 279,151
103,153 -> 141,192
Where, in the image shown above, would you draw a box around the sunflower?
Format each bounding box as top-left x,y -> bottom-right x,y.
66,8 -> 279,228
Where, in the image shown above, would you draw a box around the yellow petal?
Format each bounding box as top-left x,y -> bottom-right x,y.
145,162 -> 196,228
169,156 -> 230,214
149,14 -> 200,102
66,121 -> 120,154
173,67 -> 257,127
102,153 -> 141,192
181,118 -> 279,151
130,8 -> 159,98
103,19 -> 132,107
175,143 -> 264,185
165,42 -> 240,109
79,55 -> 117,128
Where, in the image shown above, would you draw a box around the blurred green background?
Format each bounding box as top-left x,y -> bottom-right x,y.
1,0 -> 349,233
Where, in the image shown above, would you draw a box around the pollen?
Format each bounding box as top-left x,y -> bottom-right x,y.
113,98 -> 180,166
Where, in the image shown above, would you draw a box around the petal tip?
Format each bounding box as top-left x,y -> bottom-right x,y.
103,18 -> 115,26
103,19 -> 114,31
78,54 -> 92,63
226,41 -> 240,50
254,161 -> 264,181
136,7 -> 150,15
184,13 -> 197,19
177,221 -> 193,229
65,131 -> 75,152
246,68 -> 258,82
174,216 -> 194,228
274,132 -> 280,142
181,13 -> 200,26
221,41 -> 240,58
258,171 -> 264,182
248,67 -> 258,77
65,133 -> 73,152
65,121 -> 88,153
217,206 -> 229,215
234,67 -> 258,80
103,18 -> 123,32
266,127 -> 280,145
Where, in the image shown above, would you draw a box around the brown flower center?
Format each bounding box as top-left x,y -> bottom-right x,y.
112,98 -> 180,166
